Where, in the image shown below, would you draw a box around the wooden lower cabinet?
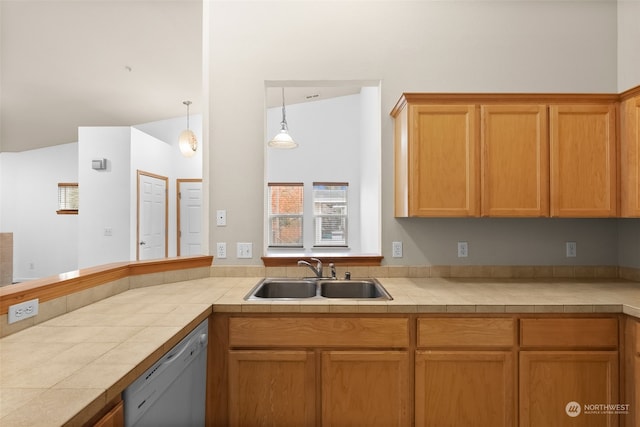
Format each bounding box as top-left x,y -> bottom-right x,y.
228,350 -> 316,427
217,314 -> 625,427
322,351 -> 410,427
623,317 -> 640,427
415,350 -> 515,427
93,400 -> 124,427
520,351 -> 619,427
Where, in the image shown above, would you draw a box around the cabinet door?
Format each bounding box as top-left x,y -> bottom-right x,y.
93,401 -> 123,427
550,104 -> 617,217
621,96 -> 640,217
519,351 -> 619,427
228,350 -> 316,427
481,105 -> 549,217
322,351 -> 410,427
415,351 -> 515,427
408,104 -> 479,216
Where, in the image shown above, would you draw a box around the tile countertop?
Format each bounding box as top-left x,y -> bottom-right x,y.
1,276 -> 640,426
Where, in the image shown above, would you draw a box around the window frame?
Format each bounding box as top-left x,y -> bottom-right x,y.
57,182 -> 79,215
312,182 -> 348,248
267,182 -> 304,248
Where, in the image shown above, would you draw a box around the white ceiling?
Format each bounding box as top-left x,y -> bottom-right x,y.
0,0 -> 365,153
0,0 -> 204,153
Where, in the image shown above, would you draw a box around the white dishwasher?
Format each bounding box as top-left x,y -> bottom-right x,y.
123,319 -> 208,427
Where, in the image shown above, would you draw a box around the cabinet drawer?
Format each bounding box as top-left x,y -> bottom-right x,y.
417,318 -> 515,348
520,318 -> 618,348
229,317 -> 409,348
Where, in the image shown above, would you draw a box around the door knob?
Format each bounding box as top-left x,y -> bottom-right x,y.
140,241 -> 146,245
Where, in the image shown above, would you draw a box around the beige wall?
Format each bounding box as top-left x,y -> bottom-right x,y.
206,1 -> 638,268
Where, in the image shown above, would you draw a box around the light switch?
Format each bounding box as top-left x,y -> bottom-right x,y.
237,242 -> 252,259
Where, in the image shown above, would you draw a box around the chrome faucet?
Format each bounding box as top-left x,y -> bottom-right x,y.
298,257 -> 323,278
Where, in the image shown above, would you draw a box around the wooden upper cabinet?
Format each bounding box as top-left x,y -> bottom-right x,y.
621,95 -> 640,217
549,104 -> 617,217
481,105 -> 549,217
393,102 -> 479,217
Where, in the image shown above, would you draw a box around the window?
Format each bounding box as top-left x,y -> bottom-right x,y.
268,183 -> 303,247
57,183 -> 79,214
313,182 -> 348,247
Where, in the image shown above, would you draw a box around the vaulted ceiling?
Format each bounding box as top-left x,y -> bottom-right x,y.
0,0 -> 203,152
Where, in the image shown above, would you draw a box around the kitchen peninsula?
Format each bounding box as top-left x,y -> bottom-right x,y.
1,261 -> 639,426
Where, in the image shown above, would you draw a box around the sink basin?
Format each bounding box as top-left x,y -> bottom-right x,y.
246,278 -> 318,299
319,279 -> 392,300
244,277 -> 392,301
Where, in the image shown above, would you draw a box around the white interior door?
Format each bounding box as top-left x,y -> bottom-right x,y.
138,172 -> 168,260
178,179 -> 203,256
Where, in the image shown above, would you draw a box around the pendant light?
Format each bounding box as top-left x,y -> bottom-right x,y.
268,88 -> 298,149
179,100 -> 198,157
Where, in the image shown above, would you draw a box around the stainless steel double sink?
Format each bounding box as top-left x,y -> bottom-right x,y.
244,277 -> 392,301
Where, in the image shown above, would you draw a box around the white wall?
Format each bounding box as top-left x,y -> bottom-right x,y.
207,0 -> 636,267
0,144 -> 79,280
134,113 -> 203,179
78,127 -> 131,269
1,114 -> 204,280
266,93 -> 366,254
359,86 -> 382,255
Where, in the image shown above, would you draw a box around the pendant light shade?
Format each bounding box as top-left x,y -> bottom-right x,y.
268,88 -> 297,149
179,101 -> 198,157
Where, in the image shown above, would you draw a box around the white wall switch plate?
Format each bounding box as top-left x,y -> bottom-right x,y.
216,209 -> 226,226
457,241 -> 468,258
216,242 -> 227,259
392,241 -> 403,258
8,298 -> 39,324
566,241 -> 577,257
237,242 -> 253,259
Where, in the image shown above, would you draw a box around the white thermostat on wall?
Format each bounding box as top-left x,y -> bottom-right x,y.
92,159 -> 107,170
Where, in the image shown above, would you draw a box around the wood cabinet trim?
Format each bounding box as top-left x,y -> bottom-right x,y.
0,255 -> 213,315
391,93 -> 622,117
261,255 -> 383,267
520,317 -> 618,348
228,317 -> 410,348
417,317 -> 515,348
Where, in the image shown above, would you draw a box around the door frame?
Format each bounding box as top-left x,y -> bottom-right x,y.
136,170 -> 169,260
176,178 -> 203,256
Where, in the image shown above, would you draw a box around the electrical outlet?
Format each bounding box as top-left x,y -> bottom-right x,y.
457,241 -> 468,258
237,242 -> 253,259
216,242 -> 227,259
8,298 -> 39,324
104,227 -> 113,236
566,241 -> 577,258
392,241 -> 403,258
